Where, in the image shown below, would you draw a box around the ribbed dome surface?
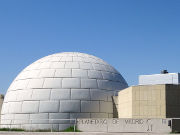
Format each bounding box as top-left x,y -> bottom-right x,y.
1,52 -> 128,130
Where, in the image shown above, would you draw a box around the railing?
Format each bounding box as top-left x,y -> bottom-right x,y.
0,119 -> 77,132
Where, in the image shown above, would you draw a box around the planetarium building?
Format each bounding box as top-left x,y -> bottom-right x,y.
0,52 -> 128,130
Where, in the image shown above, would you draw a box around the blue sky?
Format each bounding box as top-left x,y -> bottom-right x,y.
0,0 -> 180,94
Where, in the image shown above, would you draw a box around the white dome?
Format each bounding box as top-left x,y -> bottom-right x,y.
1,52 -> 128,130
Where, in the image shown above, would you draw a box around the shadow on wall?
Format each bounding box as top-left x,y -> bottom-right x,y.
0,94 -> 4,123
0,95 -> 4,99
112,96 -> 118,118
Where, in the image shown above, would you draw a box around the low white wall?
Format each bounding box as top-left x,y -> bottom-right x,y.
77,118 -> 172,133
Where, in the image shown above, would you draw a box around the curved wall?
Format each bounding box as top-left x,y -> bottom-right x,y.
1,52 -> 128,130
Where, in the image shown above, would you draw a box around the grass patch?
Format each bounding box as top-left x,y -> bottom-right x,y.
0,128 -> 53,132
171,131 -> 180,134
0,126 -> 81,132
31,129 -> 52,132
61,126 -> 81,132
0,128 -> 24,131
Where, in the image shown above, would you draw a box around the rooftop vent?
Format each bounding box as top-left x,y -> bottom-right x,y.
161,70 -> 168,74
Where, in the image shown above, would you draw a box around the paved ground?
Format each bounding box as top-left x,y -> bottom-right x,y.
0,132 -> 179,135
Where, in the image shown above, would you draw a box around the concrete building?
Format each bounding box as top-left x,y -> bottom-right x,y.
1,51 -> 180,131
117,84 -> 180,118
0,52 -> 128,130
117,72 -> 180,118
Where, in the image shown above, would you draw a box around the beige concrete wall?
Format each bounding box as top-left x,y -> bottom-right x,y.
118,87 -> 132,118
132,85 -> 166,118
118,85 -> 166,118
